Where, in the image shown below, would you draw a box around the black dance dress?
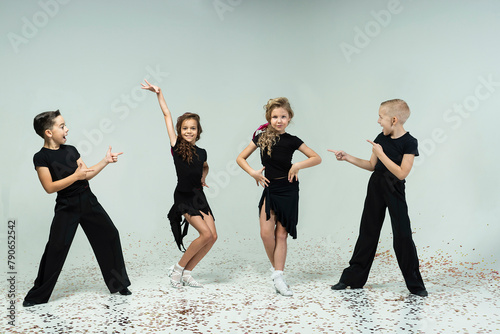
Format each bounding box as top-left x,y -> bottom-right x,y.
167,140 -> 213,251
252,132 -> 303,239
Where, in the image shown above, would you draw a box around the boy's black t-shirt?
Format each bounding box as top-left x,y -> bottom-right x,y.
33,145 -> 89,198
252,132 -> 304,180
374,132 -> 419,173
171,139 -> 207,192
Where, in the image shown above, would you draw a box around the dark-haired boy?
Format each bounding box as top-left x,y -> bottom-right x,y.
23,110 -> 131,307
329,99 -> 427,297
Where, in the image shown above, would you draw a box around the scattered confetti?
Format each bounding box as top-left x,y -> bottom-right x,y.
2,236 -> 499,333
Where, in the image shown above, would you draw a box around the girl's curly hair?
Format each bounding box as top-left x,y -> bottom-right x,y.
175,112 -> 202,163
257,97 -> 294,156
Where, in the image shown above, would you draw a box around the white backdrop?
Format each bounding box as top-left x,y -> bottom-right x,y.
1,0 -> 499,271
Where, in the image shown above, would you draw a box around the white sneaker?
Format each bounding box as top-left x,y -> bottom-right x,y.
168,265 -> 182,288
182,274 -> 203,288
281,275 -> 290,288
272,272 -> 293,297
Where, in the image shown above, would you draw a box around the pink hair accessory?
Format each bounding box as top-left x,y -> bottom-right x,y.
253,123 -> 269,139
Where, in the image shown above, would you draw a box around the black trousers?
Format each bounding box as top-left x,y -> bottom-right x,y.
24,188 -> 130,304
339,171 -> 426,293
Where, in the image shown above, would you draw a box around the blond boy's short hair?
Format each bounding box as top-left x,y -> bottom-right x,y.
381,99 -> 410,124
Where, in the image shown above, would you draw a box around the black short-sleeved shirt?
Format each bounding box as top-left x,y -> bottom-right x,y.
374,132 -> 419,172
33,145 -> 89,198
172,140 -> 207,192
252,132 -> 304,180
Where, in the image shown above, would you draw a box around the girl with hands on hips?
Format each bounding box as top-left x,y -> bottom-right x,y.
236,97 -> 321,297
250,166 -> 269,187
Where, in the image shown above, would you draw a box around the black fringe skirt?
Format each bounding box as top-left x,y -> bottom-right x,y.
167,187 -> 214,252
258,178 -> 299,239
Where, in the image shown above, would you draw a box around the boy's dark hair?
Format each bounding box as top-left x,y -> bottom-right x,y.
34,110 -> 61,138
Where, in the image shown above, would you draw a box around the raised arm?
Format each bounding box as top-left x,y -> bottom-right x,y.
236,142 -> 269,187
328,149 -> 377,172
367,140 -> 414,180
288,143 -> 322,182
141,79 -> 177,147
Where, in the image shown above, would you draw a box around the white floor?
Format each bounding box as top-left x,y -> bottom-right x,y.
3,237 -> 500,334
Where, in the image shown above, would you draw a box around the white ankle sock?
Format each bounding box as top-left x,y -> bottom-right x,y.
271,270 -> 284,279
174,263 -> 184,273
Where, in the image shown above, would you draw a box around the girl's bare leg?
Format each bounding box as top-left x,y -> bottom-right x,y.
183,212 -> 217,271
178,212 -> 217,269
273,221 -> 288,271
260,200 -> 277,268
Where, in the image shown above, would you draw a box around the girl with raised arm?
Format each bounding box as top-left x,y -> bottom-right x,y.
236,97 -> 321,296
142,80 -> 216,288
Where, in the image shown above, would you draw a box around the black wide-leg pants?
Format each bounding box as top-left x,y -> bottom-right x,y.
24,188 -> 130,304
339,171 -> 426,293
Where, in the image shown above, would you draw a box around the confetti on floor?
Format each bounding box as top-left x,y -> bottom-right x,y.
2,236 -> 499,333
